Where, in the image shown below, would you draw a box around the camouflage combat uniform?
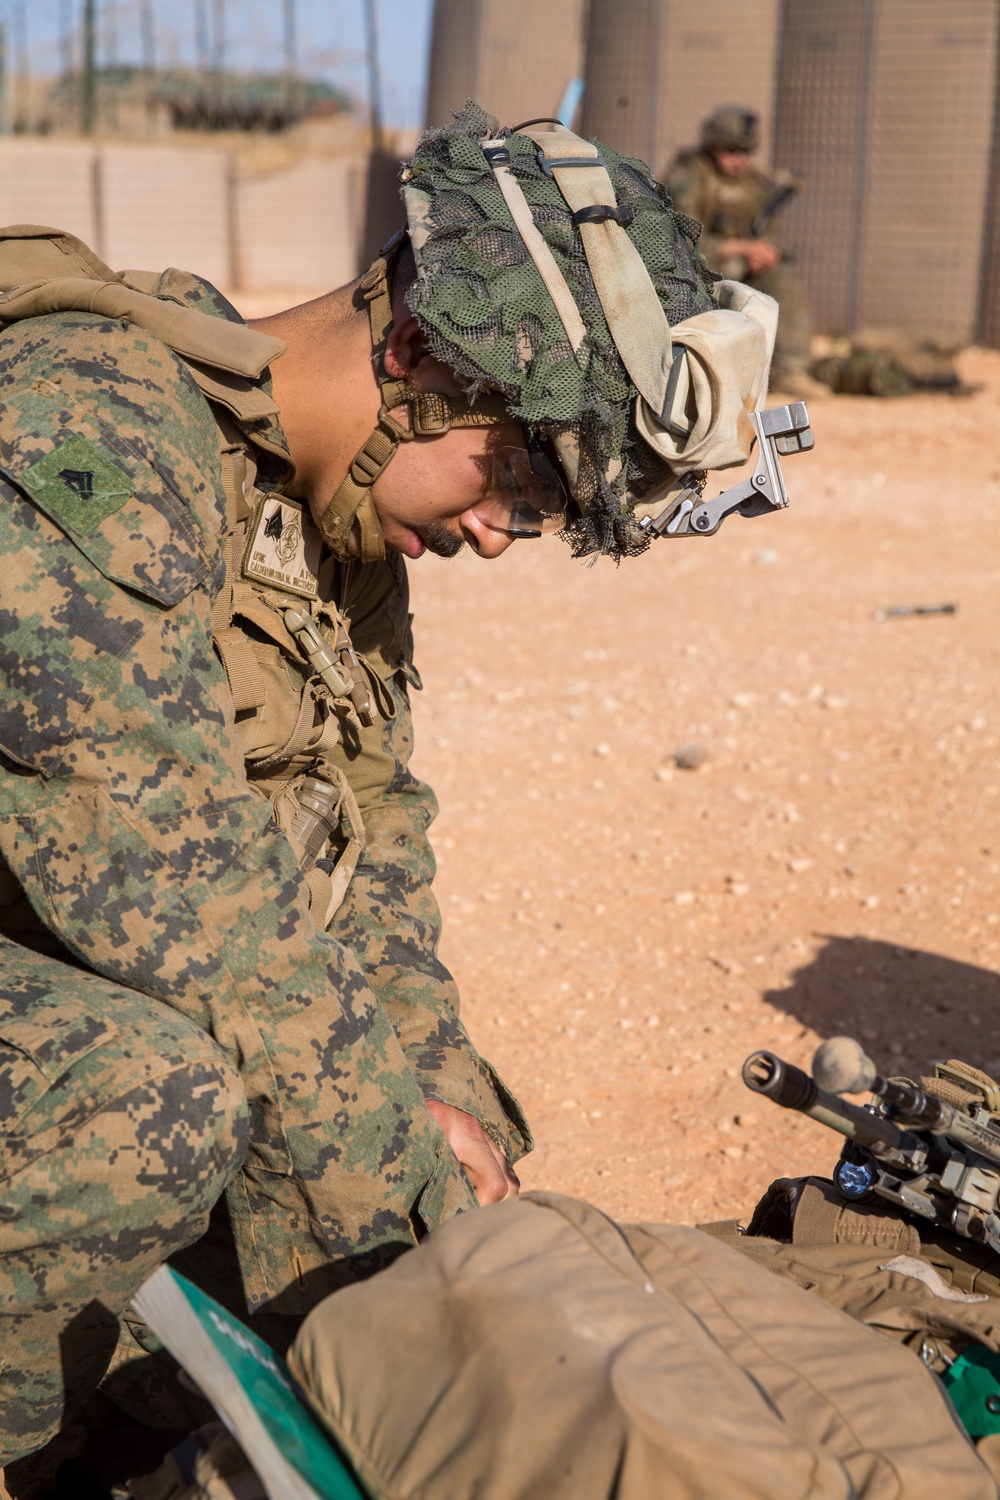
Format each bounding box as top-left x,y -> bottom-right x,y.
666,149 -> 811,385
0,230 -> 528,1462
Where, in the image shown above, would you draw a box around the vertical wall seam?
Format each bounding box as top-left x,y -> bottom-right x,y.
848,0 -> 875,334
974,0 -> 1000,342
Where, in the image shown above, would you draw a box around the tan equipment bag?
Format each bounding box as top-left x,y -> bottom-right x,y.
289,1191 -> 995,1500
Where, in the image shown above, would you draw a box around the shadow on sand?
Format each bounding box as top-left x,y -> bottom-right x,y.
762,934 -> 1000,1077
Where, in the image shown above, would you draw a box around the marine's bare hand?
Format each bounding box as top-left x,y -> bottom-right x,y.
719,237 -> 782,275
425,1099 -> 520,1204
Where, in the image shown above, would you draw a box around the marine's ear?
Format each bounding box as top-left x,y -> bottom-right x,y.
384,314 -> 430,379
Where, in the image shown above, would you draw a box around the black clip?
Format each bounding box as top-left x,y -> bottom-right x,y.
482,142 -> 511,166
538,150 -> 606,177
571,203 -> 635,229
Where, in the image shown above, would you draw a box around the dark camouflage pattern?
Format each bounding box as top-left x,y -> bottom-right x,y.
0,262 -> 528,1459
0,937 -> 248,1464
329,556 -> 531,1158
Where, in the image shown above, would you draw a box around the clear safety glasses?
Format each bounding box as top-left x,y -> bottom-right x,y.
488,429 -> 570,539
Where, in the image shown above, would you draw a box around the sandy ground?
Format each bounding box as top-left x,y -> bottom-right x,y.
404,350 -> 1000,1229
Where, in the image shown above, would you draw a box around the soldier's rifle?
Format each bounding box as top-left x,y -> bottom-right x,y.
743,1037 -> 1000,1252
750,182 -> 799,241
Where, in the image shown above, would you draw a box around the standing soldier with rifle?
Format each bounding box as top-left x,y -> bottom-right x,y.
666,106 -> 823,399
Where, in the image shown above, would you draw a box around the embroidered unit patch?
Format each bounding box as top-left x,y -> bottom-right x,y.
20,435 -> 133,535
241,495 -> 322,599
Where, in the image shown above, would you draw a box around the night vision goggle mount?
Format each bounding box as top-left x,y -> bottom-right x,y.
638,402 -> 814,540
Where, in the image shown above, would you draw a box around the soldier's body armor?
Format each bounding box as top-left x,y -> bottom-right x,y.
0,233 -> 404,951
669,150 -> 772,239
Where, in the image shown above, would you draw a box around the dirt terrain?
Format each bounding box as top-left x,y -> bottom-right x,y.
405,351 -> 1000,1229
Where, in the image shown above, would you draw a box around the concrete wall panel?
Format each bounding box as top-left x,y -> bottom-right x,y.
101,147 -> 232,285
858,0 -> 997,343
426,0 -> 587,130
236,157 -> 364,292
771,0 -> 872,335
776,0 -> 999,344
582,0 -> 780,178
0,142 -> 97,246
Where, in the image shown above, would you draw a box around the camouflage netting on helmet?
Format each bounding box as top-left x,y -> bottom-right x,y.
401,101 -> 717,558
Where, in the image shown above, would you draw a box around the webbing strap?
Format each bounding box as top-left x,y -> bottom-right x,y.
521,126 -> 674,420
319,250 -> 511,563
481,137 -> 586,355
0,276 -> 286,378
320,416 -> 399,562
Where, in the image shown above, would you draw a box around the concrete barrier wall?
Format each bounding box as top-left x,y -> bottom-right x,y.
0,141 -> 97,244
0,141 -> 371,294
102,147 -> 233,287
426,0 -> 587,130
858,0 -> 996,343
582,0 -> 780,177
775,0 -> 999,345
236,156 -> 364,291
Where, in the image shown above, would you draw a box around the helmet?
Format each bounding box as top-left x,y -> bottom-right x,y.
320,101 -> 778,564
700,106 -> 760,153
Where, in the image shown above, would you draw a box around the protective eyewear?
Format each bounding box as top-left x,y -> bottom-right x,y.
489,429 -> 570,538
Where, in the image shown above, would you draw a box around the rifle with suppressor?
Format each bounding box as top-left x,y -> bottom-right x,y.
743,1038 -> 1000,1253
750,182 -> 798,240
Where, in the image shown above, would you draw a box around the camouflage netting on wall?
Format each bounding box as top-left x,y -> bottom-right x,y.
402,101 -> 717,558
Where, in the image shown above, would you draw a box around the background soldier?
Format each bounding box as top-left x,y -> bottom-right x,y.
0,100 -> 781,1488
666,105 -> 822,399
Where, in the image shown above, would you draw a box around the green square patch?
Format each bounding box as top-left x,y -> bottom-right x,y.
21,435 -> 133,535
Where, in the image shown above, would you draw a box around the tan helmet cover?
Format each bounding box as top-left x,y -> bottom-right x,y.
635,280 -> 778,472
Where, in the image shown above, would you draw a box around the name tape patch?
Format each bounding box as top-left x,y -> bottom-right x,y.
241,495 -> 322,600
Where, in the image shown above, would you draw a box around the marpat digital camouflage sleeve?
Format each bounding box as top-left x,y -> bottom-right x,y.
330,555 -> 532,1163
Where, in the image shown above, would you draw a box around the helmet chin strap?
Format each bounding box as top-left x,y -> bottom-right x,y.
318,241 -> 510,563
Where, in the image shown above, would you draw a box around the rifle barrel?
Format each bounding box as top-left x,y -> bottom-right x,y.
742,1050 -> 903,1155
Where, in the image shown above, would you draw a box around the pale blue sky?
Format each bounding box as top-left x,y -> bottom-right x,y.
6,0 -> 435,127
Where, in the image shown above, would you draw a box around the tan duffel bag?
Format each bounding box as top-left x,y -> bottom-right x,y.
289,1190 -> 996,1500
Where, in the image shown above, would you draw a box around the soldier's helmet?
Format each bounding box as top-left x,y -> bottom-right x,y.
323,102 -> 777,564
700,106 -> 760,153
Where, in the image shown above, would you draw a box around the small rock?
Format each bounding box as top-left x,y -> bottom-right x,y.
709,954 -> 745,976
655,766 -> 675,782
730,692 -> 755,709
753,548 -> 779,565
674,891 -> 696,905
674,740 -> 709,770
787,857 -> 813,874
593,741 -> 612,758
